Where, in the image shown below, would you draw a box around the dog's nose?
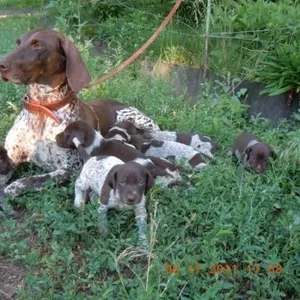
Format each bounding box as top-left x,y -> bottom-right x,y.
0,61 -> 9,72
126,193 -> 137,204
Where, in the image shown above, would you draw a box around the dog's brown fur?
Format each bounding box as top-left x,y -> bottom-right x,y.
56,120 -> 180,182
232,132 -> 276,174
100,161 -> 154,205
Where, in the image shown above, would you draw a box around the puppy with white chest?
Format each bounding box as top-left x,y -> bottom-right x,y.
231,132 -> 276,174
56,120 -> 181,187
74,156 -> 154,248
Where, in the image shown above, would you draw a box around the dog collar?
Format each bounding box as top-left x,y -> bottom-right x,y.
22,90 -> 75,124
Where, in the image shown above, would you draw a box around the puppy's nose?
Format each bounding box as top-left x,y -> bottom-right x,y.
127,192 -> 137,204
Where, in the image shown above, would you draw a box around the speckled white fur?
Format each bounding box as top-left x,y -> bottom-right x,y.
116,107 -> 160,132
74,156 -> 123,207
150,131 -> 214,157
132,157 -> 181,187
2,84 -> 83,198
190,135 -> 213,158
143,140 -> 207,169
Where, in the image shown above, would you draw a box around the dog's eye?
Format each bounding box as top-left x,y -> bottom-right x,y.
138,180 -> 145,186
31,40 -> 44,50
119,179 -> 126,186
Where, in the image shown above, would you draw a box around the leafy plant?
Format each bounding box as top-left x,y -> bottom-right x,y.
249,43 -> 300,95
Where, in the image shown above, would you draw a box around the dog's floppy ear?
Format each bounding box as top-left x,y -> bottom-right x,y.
60,39 -> 91,92
145,171 -> 155,195
100,184 -> 110,205
107,165 -> 121,191
100,165 -> 120,205
55,131 -> 72,148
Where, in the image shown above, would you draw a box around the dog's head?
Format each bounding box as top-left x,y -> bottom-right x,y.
55,120 -> 95,149
0,29 -> 90,92
0,145 -> 13,175
101,162 -> 154,205
245,143 -> 276,174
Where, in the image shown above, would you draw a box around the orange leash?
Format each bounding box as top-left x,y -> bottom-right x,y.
83,0 -> 183,89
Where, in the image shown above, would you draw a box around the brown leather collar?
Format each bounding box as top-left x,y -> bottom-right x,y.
22,90 -> 75,124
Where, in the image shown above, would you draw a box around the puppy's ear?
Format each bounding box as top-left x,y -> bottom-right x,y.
107,165 -> 121,190
55,131 -> 72,148
100,165 -> 119,205
145,171 -> 155,195
60,39 -> 91,92
100,184 -> 110,205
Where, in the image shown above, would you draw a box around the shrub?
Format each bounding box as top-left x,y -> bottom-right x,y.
248,43 -> 300,95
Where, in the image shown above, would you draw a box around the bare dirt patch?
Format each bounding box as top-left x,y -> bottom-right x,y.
0,255 -> 26,300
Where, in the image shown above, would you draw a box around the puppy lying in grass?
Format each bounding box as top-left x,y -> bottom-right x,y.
105,121 -> 214,169
74,155 -> 154,248
106,121 -> 219,156
56,120 -> 181,187
232,132 -> 276,174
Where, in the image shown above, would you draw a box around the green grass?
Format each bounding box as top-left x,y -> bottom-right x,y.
0,0 -> 43,9
0,13 -> 300,300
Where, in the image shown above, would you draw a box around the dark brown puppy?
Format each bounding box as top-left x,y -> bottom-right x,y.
232,133 -> 276,174
100,161 -> 154,205
56,121 -> 181,186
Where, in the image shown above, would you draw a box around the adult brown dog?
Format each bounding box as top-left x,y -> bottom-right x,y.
0,29 -> 159,208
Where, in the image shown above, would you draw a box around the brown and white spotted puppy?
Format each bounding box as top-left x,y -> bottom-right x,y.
231,133 -> 276,174
140,140 -> 210,170
0,28 -> 159,204
105,122 -> 213,169
74,155 -> 154,248
150,131 -> 219,158
105,121 -> 219,158
56,120 -> 181,187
